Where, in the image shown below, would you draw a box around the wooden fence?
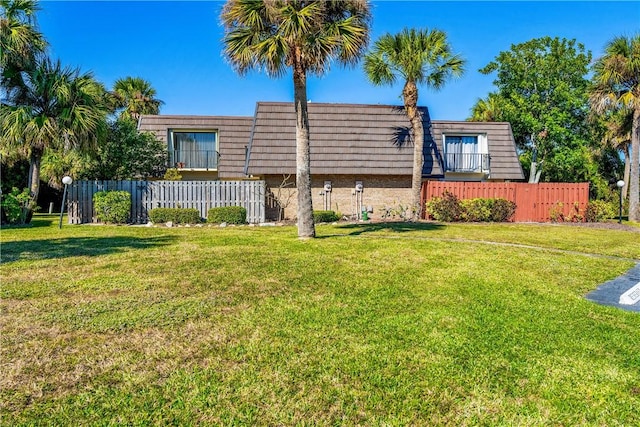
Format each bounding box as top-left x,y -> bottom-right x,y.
421,181 -> 590,222
68,180 -> 266,224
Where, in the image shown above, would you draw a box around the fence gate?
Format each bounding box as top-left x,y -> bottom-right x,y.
68,180 -> 266,224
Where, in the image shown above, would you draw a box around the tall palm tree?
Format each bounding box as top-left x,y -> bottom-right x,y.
590,34 -> 640,222
0,57 -> 109,213
0,0 -> 46,98
364,28 -> 465,219
222,0 -> 371,239
112,76 -> 163,122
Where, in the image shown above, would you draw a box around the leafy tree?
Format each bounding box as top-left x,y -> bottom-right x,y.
0,57 -> 109,217
473,37 -> 605,188
112,76 -> 163,122
364,28 -> 464,218
590,35 -> 640,222
82,119 -> 167,180
221,0 -> 371,238
0,0 -> 46,96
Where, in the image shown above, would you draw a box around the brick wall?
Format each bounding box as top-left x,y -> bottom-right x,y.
264,174 -> 412,221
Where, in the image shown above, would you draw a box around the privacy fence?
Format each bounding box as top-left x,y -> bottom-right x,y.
421,181 -> 590,222
68,180 -> 266,224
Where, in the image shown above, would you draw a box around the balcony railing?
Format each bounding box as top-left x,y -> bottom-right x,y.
444,153 -> 490,173
170,150 -> 219,170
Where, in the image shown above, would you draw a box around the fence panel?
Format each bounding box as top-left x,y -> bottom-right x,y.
68,180 -> 266,224
423,181 -> 589,222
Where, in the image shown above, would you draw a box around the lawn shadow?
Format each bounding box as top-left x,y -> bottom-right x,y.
324,221 -> 446,237
0,235 -> 175,264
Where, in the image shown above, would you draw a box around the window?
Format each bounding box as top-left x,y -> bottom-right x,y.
169,130 -> 218,169
443,134 -> 489,173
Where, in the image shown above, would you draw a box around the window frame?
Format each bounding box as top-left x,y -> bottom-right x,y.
168,129 -> 219,170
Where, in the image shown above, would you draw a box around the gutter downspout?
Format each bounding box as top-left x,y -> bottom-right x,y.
243,102 -> 260,177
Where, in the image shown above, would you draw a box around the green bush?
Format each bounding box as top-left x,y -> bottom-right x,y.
585,200 -> 616,222
490,198 -> 517,222
427,193 -> 516,223
207,206 -> 247,224
460,198 -> 493,222
148,207 -> 201,224
425,191 -> 463,222
313,210 -> 340,223
93,191 -> 131,224
1,187 -> 35,225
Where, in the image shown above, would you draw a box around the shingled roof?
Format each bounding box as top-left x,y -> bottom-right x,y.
138,115 -> 253,178
245,102 -> 524,180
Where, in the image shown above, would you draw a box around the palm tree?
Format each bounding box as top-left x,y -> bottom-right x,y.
364,28 -> 465,219
0,0 -> 46,97
601,109 -> 632,200
590,34 -> 640,222
112,76 -> 163,122
221,0 -> 371,239
0,57 -> 109,214
468,93 -> 502,122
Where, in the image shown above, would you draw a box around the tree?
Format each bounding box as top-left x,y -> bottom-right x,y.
590,35 -> 640,222
0,0 -> 46,95
476,37 -> 599,186
364,28 -> 465,218
82,119 -> 167,180
222,0 -> 371,238
468,93 -> 502,122
0,57 -> 109,216
112,76 -> 163,122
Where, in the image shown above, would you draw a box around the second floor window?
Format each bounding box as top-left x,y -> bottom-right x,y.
444,134 -> 488,173
169,131 -> 218,169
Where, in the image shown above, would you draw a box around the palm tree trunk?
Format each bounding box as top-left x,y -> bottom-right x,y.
629,107 -> 640,222
293,57 -> 315,238
26,147 -> 42,222
623,144 -> 630,201
403,80 -> 423,220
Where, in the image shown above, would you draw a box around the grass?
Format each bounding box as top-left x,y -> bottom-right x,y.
2,215 -> 639,425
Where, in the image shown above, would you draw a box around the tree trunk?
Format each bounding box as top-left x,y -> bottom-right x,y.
403,80 -> 423,220
26,147 -> 43,223
622,144 -> 630,201
293,55 -> 315,238
629,107 -> 640,222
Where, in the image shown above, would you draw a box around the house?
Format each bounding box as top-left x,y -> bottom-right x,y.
138,102 -> 523,220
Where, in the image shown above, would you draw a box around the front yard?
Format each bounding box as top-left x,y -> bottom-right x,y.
1,217 -> 639,425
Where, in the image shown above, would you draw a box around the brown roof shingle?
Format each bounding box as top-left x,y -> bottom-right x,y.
138,114 -> 253,178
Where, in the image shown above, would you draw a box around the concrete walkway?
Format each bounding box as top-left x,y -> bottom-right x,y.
586,263 -> 640,312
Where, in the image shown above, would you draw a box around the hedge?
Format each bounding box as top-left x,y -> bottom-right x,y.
426,192 -> 516,222
148,208 -> 201,224
207,206 -> 247,224
313,210 -> 340,223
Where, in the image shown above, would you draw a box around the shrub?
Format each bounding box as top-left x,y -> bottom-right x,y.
490,198 -> 517,222
313,210 -> 339,223
93,191 -> 131,224
148,207 -> 201,224
425,191 -> 462,222
163,168 -> 182,180
427,193 -> 516,223
1,187 -> 35,225
207,206 -> 247,224
585,200 -> 616,222
460,198 -> 493,222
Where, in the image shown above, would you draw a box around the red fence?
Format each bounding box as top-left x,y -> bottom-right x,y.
422,181 -> 590,222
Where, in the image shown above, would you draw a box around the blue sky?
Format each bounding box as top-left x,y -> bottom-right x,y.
38,1 -> 639,120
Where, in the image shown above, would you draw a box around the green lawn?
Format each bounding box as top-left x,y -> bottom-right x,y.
2,216 -> 639,425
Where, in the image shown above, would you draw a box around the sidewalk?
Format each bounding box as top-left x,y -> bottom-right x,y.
586,263 -> 640,312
